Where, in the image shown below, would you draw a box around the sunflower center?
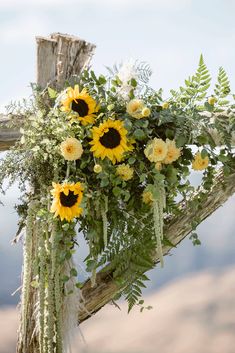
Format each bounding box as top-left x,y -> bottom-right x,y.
60,191 -> 78,207
71,99 -> 89,117
99,128 -> 121,149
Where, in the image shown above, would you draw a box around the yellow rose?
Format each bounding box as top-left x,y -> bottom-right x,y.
60,137 -> 83,161
126,99 -> 145,119
142,191 -> 154,205
144,138 -> 168,162
116,164 -> 134,181
192,152 -> 209,171
163,139 -> 181,164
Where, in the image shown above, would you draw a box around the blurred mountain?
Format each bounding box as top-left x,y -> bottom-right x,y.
1,266 -> 235,353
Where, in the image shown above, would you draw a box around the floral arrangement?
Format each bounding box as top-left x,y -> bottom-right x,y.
0,56 -> 234,353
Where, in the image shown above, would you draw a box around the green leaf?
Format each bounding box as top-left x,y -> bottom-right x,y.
70,268 -> 78,277
76,282 -> 83,289
48,87 -> 57,99
218,154 -> 228,162
133,129 -> 146,140
139,174 -> 147,182
62,223 -> 70,231
223,165 -> 231,177
98,75 -> 107,85
86,259 -> 97,272
61,275 -> 70,283
128,157 -> 136,165
197,135 -> 208,145
176,135 -> 187,147
189,232 -> 201,246
100,178 -> 109,187
204,102 -> 214,112
124,119 -> 133,130
201,148 -> 208,159
130,78 -> 138,87
112,186 -> 122,197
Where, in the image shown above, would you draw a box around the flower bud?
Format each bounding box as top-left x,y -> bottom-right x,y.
208,96 -> 217,106
141,107 -> 151,117
94,164 -> 102,173
162,102 -> 169,110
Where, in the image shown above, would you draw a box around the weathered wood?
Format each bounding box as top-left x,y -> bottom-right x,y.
37,33 -> 96,89
78,167 -> 235,323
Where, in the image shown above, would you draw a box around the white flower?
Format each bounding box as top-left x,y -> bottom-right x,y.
117,59 -> 139,100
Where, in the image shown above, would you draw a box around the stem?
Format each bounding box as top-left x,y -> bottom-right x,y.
66,162 -> 70,179
101,196 -> 108,248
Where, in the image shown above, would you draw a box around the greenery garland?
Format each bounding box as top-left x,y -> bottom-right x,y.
1,55 -> 235,351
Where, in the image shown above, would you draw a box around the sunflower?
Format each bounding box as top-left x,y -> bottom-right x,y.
90,119 -> 131,164
61,85 -> 99,126
50,182 -> 83,222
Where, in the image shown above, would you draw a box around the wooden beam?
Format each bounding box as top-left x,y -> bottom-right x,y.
78,167 -> 235,323
0,115 -> 21,152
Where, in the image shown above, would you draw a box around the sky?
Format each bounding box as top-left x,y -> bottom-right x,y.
0,0 -> 235,109
0,0 -> 235,303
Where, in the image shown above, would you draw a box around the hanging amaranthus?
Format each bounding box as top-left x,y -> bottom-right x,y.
19,200 -> 39,351
153,184 -> 166,267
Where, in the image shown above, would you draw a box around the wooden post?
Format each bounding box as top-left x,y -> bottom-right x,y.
36,33 -> 95,89
16,33 -> 95,353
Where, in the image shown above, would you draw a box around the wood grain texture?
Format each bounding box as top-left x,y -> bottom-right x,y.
37,33 -> 96,89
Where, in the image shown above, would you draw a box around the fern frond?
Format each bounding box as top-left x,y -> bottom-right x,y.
214,67 -> 231,106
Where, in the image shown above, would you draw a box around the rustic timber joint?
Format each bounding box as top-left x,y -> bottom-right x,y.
36,33 -> 96,89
